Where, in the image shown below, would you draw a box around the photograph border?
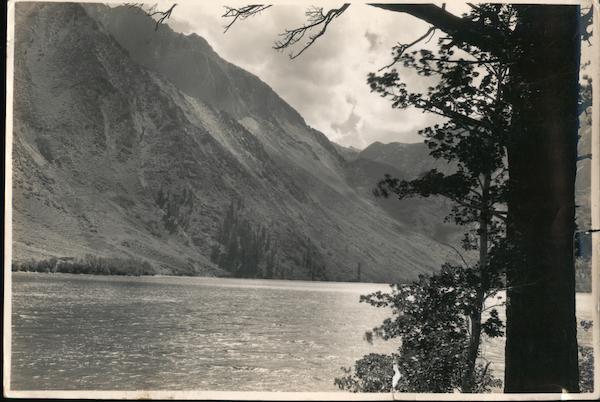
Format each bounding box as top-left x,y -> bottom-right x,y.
3,0 -> 599,399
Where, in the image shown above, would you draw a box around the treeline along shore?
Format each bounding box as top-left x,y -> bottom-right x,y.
10,254 -> 593,292
12,255 -> 158,276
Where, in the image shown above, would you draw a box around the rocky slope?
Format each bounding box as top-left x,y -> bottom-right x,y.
348,123 -> 593,258
341,142 -> 461,245
12,2 -> 455,281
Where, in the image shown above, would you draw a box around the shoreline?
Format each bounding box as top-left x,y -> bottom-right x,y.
10,270 -> 397,287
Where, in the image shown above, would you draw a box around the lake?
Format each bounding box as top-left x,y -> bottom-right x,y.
9,273 -> 594,392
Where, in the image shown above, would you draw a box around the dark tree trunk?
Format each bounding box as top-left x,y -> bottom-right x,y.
504,5 -> 580,392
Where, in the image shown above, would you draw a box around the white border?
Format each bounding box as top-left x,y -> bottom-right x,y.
3,0 -> 600,400
4,0 -> 15,396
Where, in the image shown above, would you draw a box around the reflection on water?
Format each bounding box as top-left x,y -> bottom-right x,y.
11,273 -> 395,391
10,273 -> 593,391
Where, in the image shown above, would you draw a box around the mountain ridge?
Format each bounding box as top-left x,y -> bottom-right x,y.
12,2 -> 457,282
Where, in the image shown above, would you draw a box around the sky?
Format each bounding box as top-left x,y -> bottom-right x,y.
163,1 -> 471,149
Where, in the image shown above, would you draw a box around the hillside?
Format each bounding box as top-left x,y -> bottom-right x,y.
343,143 -> 461,245
12,2 -> 455,282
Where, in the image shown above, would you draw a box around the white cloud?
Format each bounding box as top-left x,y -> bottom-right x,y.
168,2 -> 451,149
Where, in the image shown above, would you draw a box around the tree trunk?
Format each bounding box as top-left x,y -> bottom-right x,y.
504,5 -> 580,392
462,174 -> 491,393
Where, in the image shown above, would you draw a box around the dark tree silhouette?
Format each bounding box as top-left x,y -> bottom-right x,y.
501,7 -> 582,392
368,15 -> 511,389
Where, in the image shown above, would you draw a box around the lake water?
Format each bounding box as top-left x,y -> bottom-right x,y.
10,273 -> 396,391
10,273 -> 594,391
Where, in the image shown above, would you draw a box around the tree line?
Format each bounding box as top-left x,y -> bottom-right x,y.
211,199 -> 330,280
12,255 -> 156,276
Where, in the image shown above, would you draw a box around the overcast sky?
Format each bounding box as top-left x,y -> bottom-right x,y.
164,2 -> 470,149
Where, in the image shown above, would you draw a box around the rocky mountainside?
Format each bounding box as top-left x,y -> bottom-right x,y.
12,2 -> 456,282
357,141 -> 454,178
347,122 -> 593,257
341,142 -> 461,245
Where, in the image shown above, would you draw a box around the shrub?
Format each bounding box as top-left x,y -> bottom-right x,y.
579,320 -> 594,392
335,264 -> 504,393
12,255 -> 156,276
334,354 -> 395,393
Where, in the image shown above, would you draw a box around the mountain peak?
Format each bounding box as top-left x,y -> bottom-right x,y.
13,2 -> 451,282
83,3 -> 306,127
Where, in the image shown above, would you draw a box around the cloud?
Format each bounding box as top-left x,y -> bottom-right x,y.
364,30 -> 381,52
331,103 -> 361,135
169,2 -> 444,149
167,16 -> 195,34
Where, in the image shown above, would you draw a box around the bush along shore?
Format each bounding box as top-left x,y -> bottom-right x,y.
12,255 -> 156,276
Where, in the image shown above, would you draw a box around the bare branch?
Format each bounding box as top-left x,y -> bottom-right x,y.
274,4 -> 350,59
378,27 -> 436,71
368,3 -> 507,57
439,241 -> 472,269
577,153 -> 592,161
421,57 -> 501,65
126,3 -> 177,31
482,302 -> 506,312
581,5 -> 593,45
222,4 -> 272,33
491,211 -> 507,222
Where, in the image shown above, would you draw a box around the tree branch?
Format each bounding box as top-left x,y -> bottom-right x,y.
274,4 -> 350,59
379,26 -> 436,71
126,3 -> 177,31
577,153 -> 592,161
222,4 -> 272,33
581,5 -> 593,45
367,3 -> 506,56
439,241 -> 472,269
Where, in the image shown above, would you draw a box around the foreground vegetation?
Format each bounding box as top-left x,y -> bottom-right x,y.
335,320 -> 594,393
12,255 -> 156,276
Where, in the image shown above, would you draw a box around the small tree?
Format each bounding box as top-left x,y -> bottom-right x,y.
336,264 -> 504,392
337,5 -> 513,393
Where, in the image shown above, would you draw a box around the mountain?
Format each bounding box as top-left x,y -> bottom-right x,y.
357,141 -> 455,178
11,2 -> 454,282
342,142 -> 461,245
349,122 -> 593,258
332,143 -> 361,161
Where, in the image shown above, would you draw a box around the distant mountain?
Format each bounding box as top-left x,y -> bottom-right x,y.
350,123 -> 592,258
332,143 -> 361,161
358,141 -> 454,178
12,3 -> 455,282
343,143 -> 461,245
